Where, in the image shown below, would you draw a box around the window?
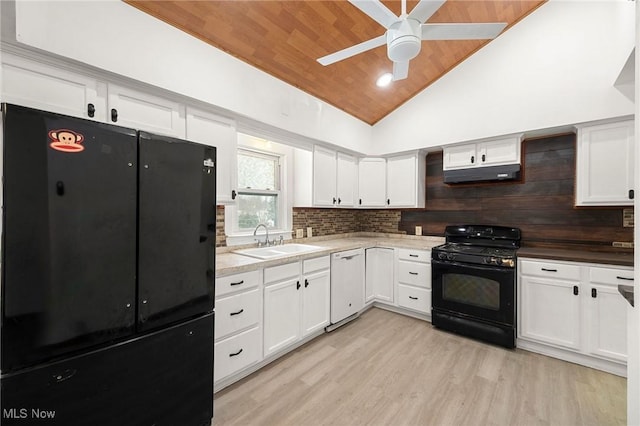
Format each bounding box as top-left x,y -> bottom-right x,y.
235,149 -> 281,230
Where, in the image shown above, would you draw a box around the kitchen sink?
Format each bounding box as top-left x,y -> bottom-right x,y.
234,243 -> 324,260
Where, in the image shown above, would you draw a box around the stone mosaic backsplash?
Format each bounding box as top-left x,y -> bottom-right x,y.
215,206 -> 404,247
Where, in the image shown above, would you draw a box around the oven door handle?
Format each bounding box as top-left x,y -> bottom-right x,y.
431,259 -> 514,274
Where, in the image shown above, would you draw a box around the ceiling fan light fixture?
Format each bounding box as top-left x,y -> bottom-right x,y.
376,73 -> 393,87
386,19 -> 422,62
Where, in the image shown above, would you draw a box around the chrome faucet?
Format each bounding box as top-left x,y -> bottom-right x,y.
253,223 -> 269,247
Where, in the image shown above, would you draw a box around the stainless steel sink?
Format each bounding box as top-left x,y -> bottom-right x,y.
234,243 -> 324,260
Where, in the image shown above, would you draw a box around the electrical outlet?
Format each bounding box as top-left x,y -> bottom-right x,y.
612,241 -> 634,249
307,227 -> 313,238
296,229 -> 304,238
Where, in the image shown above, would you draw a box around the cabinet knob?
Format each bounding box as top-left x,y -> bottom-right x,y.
87,103 -> 95,118
296,281 -> 301,290
232,190 -> 237,200
333,197 -> 337,204
573,285 -> 579,296
111,108 -> 118,122
359,199 -> 362,205
229,348 -> 243,357
481,154 -> 486,162
591,288 -> 597,298
471,155 -> 475,164
387,199 -> 390,205
338,198 -> 341,205
629,189 -> 634,200
305,279 -> 309,288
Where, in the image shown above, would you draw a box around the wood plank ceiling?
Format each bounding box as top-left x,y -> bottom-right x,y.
125,1 -> 545,125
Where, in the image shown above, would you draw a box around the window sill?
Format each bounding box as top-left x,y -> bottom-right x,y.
225,230 -> 293,247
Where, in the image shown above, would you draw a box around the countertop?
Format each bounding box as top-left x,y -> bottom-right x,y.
517,247 -> 634,267
216,233 -> 635,277
216,233 -> 445,276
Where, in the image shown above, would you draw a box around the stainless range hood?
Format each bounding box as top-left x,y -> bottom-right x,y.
443,164 -> 521,184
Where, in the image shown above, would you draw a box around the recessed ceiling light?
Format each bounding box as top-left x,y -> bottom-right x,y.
376,73 -> 393,87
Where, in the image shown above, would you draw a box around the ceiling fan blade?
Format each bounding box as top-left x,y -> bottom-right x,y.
421,23 -> 507,40
393,61 -> 410,81
317,34 -> 387,66
348,0 -> 399,29
407,0 -> 446,23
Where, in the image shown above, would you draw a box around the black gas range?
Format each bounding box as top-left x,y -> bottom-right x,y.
431,225 -> 521,348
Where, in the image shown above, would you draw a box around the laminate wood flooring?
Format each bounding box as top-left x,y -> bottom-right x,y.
213,308 -> 626,426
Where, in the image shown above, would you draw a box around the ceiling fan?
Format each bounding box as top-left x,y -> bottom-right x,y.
317,0 -> 507,82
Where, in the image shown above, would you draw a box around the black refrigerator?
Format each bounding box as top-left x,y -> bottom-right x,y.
0,104 -> 216,425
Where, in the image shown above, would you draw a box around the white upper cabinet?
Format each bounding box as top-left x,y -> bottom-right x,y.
358,158 -> 387,207
386,153 -> 425,208
1,53 -> 107,121
312,146 -> 338,206
107,84 -> 186,138
479,138 -> 521,166
186,107 -> 238,204
336,153 -> 357,207
575,120 -> 634,206
312,146 -> 356,207
443,136 -> 521,170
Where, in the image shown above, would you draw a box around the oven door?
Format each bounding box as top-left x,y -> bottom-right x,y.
432,259 -> 515,326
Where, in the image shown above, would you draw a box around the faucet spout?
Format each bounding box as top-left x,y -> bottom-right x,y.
253,223 -> 269,246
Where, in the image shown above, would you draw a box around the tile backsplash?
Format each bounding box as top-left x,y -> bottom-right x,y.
215,206 -> 404,247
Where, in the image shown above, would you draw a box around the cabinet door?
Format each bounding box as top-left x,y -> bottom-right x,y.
358,158 -> 387,207
2,54 -> 107,121
478,137 -> 521,166
576,120 -> 634,206
366,248 -> 395,303
186,108 -> 237,204
263,279 -> 301,356
519,276 -> 581,350
302,270 -> 331,336
443,144 -> 477,170
313,146 -> 337,206
586,284 -> 628,362
107,84 -> 186,138
386,154 -> 416,207
336,152 -> 357,207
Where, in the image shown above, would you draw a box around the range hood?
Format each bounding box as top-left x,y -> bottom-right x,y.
443,164 -> 521,184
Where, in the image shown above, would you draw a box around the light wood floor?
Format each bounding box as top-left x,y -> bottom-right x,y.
213,308 -> 626,426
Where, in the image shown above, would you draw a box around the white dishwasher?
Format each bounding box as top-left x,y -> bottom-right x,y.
330,248 -> 365,327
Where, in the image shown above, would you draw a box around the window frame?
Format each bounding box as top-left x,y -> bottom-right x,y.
224,135 -> 293,246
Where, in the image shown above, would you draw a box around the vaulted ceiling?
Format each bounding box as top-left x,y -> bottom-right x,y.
125,1 -> 545,125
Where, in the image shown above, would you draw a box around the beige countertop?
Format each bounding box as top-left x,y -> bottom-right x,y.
216,233 -> 445,277
517,247 -> 634,267
216,233 -> 635,276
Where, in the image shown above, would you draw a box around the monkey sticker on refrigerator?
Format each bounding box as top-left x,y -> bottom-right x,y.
48,129 -> 85,152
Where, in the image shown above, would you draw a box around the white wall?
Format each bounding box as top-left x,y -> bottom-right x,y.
10,0 -> 372,154
372,0 -> 635,155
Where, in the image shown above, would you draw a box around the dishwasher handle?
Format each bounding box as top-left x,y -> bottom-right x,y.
332,248 -> 363,261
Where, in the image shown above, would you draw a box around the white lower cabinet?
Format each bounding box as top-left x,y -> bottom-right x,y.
396,248 -> 431,315
214,270 -> 262,384
365,248 -> 394,304
263,257 -> 330,357
518,258 -> 631,374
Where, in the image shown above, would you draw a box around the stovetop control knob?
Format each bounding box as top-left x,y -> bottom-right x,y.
495,258 -> 503,266
438,252 -> 447,260
447,253 -> 455,261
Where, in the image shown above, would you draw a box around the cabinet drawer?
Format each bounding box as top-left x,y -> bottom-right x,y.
264,262 -> 300,285
215,288 -> 261,340
217,270 -> 260,297
214,326 -> 261,382
398,248 -> 430,263
589,267 -> 634,286
398,261 -> 430,288
303,256 -> 330,274
398,285 -> 431,314
520,260 -> 580,281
